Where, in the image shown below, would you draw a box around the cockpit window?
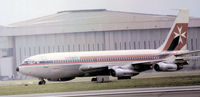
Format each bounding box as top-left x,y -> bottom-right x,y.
22,60 -> 38,65
23,61 -> 29,64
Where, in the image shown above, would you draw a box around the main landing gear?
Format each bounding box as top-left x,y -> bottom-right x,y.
38,79 -> 46,85
91,76 -> 110,83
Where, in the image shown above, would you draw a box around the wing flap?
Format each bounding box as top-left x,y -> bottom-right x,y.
131,59 -> 165,66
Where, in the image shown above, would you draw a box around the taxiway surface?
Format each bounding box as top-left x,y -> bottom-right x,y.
2,85 -> 200,97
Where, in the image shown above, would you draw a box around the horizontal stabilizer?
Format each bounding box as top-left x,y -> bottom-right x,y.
176,56 -> 200,61
175,50 -> 200,57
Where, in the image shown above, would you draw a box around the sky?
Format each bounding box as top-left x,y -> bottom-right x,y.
0,0 -> 199,25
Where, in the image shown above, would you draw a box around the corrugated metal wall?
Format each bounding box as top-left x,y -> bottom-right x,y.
0,37 -> 14,78
15,27 -> 200,72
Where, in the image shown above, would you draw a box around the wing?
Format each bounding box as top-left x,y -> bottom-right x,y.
175,50 -> 200,61
78,50 -> 200,77
79,59 -> 164,76
129,59 -> 165,72
79,64 -> 110,76
79,64 -> 108,72
131,59 -> 164,65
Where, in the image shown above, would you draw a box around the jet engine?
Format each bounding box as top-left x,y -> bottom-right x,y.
154,62 -> 182,71
110,66 -> 139,77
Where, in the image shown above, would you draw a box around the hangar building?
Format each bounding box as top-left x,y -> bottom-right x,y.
0,9 -> 199,79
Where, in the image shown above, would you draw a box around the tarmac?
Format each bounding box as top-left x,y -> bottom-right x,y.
2,85 -> 200,97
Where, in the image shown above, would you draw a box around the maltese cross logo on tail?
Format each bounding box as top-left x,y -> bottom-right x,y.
174,26 -> 186,44
162,23 -> 188,51
170,23 -> 188,51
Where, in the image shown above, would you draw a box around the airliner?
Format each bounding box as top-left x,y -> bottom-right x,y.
16,9 -> 200,85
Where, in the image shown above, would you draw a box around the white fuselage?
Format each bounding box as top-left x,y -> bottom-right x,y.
18,49 -> 180,80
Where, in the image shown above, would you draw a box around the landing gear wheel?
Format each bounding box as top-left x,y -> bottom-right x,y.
38,80 -> 46,85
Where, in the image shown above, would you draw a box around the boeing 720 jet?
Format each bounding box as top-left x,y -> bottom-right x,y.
16,9 -> 200,85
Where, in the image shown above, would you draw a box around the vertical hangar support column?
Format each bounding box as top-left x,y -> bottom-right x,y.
12,36 -> 17,79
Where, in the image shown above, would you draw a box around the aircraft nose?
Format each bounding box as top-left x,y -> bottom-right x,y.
16,67 -> 19,72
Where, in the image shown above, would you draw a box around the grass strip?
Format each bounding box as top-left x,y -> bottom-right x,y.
0,75 -> 200,96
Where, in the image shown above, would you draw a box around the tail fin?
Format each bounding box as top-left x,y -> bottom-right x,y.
158,9 -> 189,51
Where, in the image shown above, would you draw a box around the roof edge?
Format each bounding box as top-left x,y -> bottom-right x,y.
57,9 -> 106,13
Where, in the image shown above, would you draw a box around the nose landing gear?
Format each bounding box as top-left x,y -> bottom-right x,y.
38,79 -> 46,85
